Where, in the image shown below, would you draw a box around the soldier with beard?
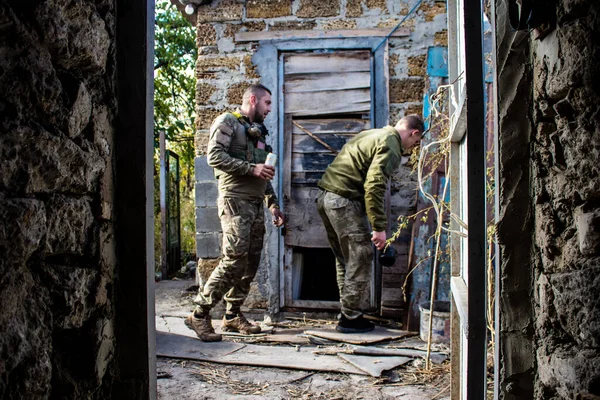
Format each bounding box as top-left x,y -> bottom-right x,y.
186,84 -> 284,342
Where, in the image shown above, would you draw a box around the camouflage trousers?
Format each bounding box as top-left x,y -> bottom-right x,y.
316,190 -> 374,319
194,197 -> 265,314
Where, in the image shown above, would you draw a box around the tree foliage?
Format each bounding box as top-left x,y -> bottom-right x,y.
154,0 -> 197,191
154,0 -> 197,259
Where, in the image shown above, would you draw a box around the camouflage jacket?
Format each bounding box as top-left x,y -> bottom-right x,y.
317,126 -> 403,231
206,109 -> 278,208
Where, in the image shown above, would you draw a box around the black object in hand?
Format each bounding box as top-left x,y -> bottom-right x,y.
378,246 -> 397,267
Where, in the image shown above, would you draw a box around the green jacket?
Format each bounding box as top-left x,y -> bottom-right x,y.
317,126 -> 403,231
207,109 -> 278,208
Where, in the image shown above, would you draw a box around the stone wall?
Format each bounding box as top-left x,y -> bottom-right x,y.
0,1 -> 118,398
530,0 -> 600,397
192,0 -> 448,314
497,0 -> 600,397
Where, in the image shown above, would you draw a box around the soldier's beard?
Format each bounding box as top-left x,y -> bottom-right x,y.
253,110 -> 265,123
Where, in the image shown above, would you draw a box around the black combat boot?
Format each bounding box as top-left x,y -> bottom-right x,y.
336,315 -> 375,333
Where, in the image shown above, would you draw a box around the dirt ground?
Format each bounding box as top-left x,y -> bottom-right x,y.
155,278 -> 451,400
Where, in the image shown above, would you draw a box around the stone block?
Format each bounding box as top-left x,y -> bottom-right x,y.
196,232 -> 222,259
0,126 -> 105,194
575,206 -> 600,256
92,105 -> 112,158
197,24 -> 217,46
195,181 -> 218,207
390,78 -> 425,103
226,82 -> 248,105
196,82 -> 217,105
247,0 -> 291,19
243,55 -> 260,79
195,108 -> 225,130
366,0 -> 388,13
45,195 -> 94,256
407,55 -> 427,77
195,156 -> 215,181
296,0 -> 340,18
434,30 -> 448,46
0,198 -> 46,264
422,1 -> 446,21
223,21 -> 266,39
378,17 -> 416,30
196,0 -> 243,23
195,132 -> 210,156
68,82 -> 92,139
550,266 -> 600,348
346,0 -> 364,17
321,19 -> 357,30
196,56 -> 240,74
195,206 -> 221,233
44,264 -> 98,329
269,20 -> 317,31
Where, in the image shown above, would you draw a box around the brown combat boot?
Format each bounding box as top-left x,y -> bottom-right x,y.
184,313 -> 222,342
221,313 -> 262,334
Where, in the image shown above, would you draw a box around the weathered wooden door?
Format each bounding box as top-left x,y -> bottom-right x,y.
280,49 -> 376,309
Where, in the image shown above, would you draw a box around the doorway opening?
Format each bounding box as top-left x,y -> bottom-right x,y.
291,247 -> 339,302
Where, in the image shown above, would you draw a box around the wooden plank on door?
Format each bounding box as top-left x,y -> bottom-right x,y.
291,118 -> 371,134
291,153 -> 336,173
284,51 -> 370,75
283,115 -> 293,199
285,71 -> 370,93
292,133 -> 351,154
285,88 -> 370,116
284,185 -> 327,248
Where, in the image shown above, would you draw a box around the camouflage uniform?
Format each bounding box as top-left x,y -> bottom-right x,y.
317,126 -> 403,319
194,109 -> 278,315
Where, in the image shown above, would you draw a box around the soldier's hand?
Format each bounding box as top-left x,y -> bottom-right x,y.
252,164 -> 275,180
371,230 -> 387,250
270,207 -> 285,227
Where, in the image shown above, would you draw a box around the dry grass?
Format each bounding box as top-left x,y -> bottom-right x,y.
370,361 -> 450,391
189,361 -> 271,396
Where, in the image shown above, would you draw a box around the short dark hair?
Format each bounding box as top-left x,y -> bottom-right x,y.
243,84 -> 272,102
400,114 -> 425,133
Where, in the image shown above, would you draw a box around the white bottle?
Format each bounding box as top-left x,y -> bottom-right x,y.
265,153 -> 277,167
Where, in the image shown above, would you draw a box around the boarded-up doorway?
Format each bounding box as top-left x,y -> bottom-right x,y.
281,49 -> 376,310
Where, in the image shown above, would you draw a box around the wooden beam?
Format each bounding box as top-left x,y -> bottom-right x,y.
235,28 -> 410,42
464,0 -> 488,397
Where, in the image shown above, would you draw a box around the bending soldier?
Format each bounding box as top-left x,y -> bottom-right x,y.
317,115 -> 425,333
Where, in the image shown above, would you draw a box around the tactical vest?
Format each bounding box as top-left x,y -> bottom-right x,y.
214,111 -> 272,179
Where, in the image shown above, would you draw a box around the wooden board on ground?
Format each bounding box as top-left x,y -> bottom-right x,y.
157,331 -> 246,358
303,326 -> 414,345
256,334 -> 311,345
337,353 -> 413,377
350,345 -> 448,365
156,331 -> 367,375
